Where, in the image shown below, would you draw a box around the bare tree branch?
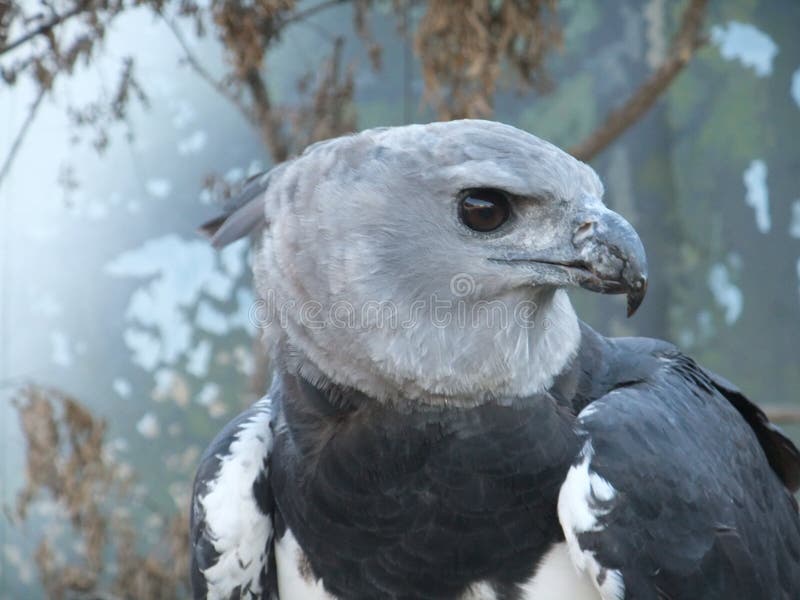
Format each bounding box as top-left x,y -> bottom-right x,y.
160,13 -> 251,120
280,0 -> 351,27
0,87 -> 45,191
764,406 -> 800,425
244,66 -> 290,162
569,0 -> 708,161
0,1 -> 89,57
13,384 -> 190,598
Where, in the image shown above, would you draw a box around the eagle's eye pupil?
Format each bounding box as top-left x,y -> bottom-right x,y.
459,189 -> 511,232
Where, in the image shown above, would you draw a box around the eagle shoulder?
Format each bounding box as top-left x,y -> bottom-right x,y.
191,396 -> 277,600
557,354 -> 800,600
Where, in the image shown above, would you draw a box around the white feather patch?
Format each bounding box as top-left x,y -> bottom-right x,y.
518,542 -> 600,600
200,397 -> 273,599
557,441 -> 625,600
460,580 -> 498,600
275,529 -> 336,599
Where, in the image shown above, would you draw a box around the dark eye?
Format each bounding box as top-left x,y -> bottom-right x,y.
458,189 -> 511,232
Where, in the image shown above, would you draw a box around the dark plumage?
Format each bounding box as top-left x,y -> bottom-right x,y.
189,121 -> 800,600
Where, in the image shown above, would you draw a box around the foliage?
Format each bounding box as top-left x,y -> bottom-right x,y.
0,0 -> 565,164
414,0 -> 561,119
11,386 -> 189,599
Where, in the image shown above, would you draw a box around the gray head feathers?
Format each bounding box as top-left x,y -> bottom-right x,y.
201,120 -> 617,402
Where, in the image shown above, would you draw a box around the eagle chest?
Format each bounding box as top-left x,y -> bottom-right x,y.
271,393 -> 579,599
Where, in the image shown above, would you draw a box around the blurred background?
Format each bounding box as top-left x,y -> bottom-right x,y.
1,0 -> 799,597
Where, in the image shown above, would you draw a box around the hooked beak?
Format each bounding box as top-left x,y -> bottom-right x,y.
490,206 -> 648,317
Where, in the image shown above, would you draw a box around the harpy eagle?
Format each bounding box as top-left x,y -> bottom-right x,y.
190,120 -> 800,599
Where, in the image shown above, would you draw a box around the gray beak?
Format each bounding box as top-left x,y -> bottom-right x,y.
571,208 -> 648,317
492,206 -> 648,317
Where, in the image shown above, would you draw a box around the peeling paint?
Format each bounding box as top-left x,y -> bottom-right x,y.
105,235 -> 250,372
50,330 -> 73,367
743,159 -> 771,233
196,382 -> 221,407
136,412 -> 160,439
711,21 -> 778,77
708,262 -> 743,325
187,339 -> 213,377
145,178 -> 172,198
792,68 -> 800,108
171,98 -> 197,129
177,130 -> 208,155
797,258 -> 800,306
113,378 -> 132,398
643,0 -> 667,69
196,300 -> 229,335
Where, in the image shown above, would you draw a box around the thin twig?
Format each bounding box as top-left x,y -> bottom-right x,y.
280,0 -> 350,28
161,10 -> 292,163
295,15 -> 340,43
0,87 -> 45,192
0,1 -> 89,56
244,66 -> 289,162
569,0 -> 708,161
764,406 -> 800,425
159,13 -> 251,120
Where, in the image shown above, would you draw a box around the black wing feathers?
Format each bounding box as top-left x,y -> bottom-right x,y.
700,367 -> 800,493
572,343 -> 800,600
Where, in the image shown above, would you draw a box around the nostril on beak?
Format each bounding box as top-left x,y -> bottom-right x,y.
573,220 -> 596,246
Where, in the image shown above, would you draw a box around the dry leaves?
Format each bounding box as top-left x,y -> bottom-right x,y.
415,0 -> 561,119
213,0 -> 297,78
0,0 -> 563,165
12,385 -> 190,599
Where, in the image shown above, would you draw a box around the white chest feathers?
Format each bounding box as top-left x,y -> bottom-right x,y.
274,529 -> 335,600
463,543 -> 601,600
516,542 -> 601,600
274,533 -> 601,600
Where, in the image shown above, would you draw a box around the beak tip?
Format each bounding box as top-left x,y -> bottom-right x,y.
625,277 -> 648,318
